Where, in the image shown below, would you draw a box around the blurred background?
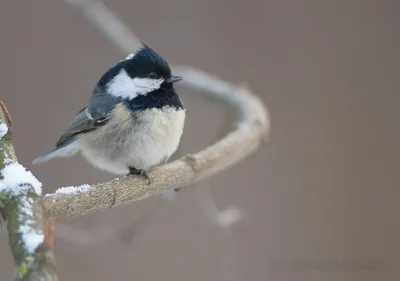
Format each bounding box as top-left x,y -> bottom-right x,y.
1,0 -> 399,280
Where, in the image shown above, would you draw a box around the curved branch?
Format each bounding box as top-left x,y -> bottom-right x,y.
44,68 -> 270,220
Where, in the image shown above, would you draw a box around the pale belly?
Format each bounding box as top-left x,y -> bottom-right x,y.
78,106 -> 185,175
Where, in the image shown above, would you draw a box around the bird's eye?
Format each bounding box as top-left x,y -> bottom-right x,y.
148,72 -> 158,79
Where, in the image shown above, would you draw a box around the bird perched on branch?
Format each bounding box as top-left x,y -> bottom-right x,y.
33,43 -> 185,184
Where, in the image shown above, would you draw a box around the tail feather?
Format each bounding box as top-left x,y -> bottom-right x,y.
32,139 -> 80,164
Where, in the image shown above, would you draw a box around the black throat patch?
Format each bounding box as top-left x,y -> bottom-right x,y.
124,86 -> 184,111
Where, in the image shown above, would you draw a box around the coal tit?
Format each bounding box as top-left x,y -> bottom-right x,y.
33,43 -> 185,184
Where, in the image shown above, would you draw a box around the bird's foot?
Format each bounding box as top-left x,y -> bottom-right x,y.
128,167 -> 151,185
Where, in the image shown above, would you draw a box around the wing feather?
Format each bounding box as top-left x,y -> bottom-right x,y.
56,107 -> 108,147
32,106 -> 109,164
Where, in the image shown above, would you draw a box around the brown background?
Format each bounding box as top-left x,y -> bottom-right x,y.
1,0 -> 399,280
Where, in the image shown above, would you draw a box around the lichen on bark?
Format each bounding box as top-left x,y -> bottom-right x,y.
0,102 -> 58,281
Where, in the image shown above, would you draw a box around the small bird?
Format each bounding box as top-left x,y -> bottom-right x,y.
33,43 -> 185,184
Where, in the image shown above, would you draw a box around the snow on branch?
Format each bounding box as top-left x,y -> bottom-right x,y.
0,101 -> 58,281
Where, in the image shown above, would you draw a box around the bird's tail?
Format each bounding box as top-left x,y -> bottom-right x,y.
32,139 -> 80,164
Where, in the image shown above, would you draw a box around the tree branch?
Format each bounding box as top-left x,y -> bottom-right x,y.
43,68 -> 270,220
0,101 -> 58,281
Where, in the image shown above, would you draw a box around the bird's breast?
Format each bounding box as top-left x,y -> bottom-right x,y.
130,106 -> 186,164
79,103 -> 185,173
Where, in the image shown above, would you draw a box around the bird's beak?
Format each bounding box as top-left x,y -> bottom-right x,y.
166,75 -> 183,84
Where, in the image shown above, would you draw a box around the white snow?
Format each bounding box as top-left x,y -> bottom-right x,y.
18,197 -> 44,254
0,162 -> 44,253
0,122 -> 8,139
0,163 -> 42,196
53,184 -> 93,195
19,225 -> 44,254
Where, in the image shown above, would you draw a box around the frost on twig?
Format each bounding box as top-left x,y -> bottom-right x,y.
0,101 -> 57,281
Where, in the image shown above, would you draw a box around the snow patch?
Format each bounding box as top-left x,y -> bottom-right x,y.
53,184 -> 93,195
19,197 -> 44,253
0,122 -> 8,139
0,162 -> 44,253
0,163 -> 42,196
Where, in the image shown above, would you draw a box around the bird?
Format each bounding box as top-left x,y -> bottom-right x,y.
32,43 -> 185,184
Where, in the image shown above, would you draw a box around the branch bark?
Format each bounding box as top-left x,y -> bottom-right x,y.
0,102 -> 58,281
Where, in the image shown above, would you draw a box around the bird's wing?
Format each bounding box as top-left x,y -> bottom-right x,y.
55,106 -> 110,148
32,106 -> 110,165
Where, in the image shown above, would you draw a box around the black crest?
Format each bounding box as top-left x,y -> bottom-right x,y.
123,42 -> 172,79
96,42 -> 172,88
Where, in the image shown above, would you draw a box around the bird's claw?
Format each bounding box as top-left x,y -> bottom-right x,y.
128,167 -> 151,185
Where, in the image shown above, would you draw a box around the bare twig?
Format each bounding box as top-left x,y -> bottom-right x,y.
0,103 -> 57,281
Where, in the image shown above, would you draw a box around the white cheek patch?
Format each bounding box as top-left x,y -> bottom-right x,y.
107,69 -> 164,99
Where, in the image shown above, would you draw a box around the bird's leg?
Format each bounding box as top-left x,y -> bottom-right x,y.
128,167 -> 151,185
